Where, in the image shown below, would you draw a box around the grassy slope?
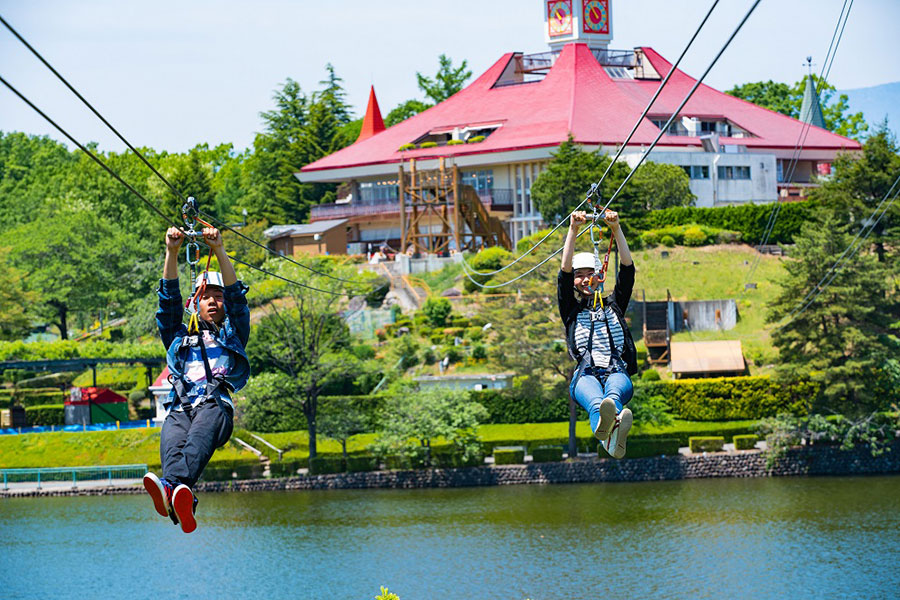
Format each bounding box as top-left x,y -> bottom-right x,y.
1,419 -> 759,468
633,244 -> 785,373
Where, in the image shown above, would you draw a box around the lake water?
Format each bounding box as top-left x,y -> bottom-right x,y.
2,476 -> 899,599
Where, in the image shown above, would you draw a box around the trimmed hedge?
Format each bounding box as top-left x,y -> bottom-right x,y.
635,201 -> 814,245
25,404 -> 65,426
689,436 -> 725,453
493,446 -> 526,465
309,456 -> 346,475
616,437 -> 681,459
531,445 -> 564,463
201,462 -> 265,481
346,456 -> 379,472
471,389 -> 568,425
637,377 -> 811,420
733,434 -> 758,450
9,390 -> 68,407
268,460 -> 304,477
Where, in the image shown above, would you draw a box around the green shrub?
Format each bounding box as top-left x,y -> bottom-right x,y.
641,231 -> 659,247
446,139 -> 464,145
398,143 -> 416,151
640,369 -> 661,381
464,246 -> 512,293
689,436 -> 724,453
636,201 -> 814,245
25,404 -> 65,426
660,235 -> 676,247
308,456 -> 346,475
346,456 -> 379,472
717,230 -> 743,244
472,344 -> 487,360
422,297 -> 452,327
619,437 -> 681,458
467,135 -> 485,143
432,450 -> 483,468
445,347 -> 462,364
531,445 -> 563,463
733,434 -> 758,450
422,347 -> 437,365
683,225 -> 707,246
418,141 -> 438,149
493,446 -> 526,465
12,390 -> 67,407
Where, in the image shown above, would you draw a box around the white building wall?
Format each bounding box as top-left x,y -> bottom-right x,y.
623,150 -> 777,208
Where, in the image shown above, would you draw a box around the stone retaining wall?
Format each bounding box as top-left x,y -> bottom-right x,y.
4,445 -> 899,499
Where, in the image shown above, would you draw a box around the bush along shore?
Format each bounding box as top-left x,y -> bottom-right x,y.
5,441 -> 900,498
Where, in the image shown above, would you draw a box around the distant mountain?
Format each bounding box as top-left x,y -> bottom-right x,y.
838,81 -> 899,135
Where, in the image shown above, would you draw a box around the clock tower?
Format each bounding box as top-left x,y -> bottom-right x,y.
543,0 -> 612,52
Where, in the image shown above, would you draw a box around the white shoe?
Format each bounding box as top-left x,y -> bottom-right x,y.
593,398 -> 617,441
603,408 -> 633,459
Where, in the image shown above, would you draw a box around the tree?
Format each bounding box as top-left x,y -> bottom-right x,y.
0,247 -> 37,340
385,99 -> 432,128
318,396 -> 369,460
629,161 -> 695,211
767,214 -> 898,414
249,269 -> 357,458
416,54 -> 472,104
531,136 -> 638,224
372,384 -> 488,466
811,125 -> 900,264
726,75 -> 868,139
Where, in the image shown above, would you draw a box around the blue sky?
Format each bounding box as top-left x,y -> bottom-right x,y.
1,0 -> 898,153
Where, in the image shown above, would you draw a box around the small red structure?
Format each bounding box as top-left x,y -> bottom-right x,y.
65,387 -> 129,425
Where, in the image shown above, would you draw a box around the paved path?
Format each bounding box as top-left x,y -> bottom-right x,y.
2,478 -> 142,493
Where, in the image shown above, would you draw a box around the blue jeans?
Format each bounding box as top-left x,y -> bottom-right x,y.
569,366 -> 634,433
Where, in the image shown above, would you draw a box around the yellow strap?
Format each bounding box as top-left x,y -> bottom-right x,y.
187,311 -> 200,335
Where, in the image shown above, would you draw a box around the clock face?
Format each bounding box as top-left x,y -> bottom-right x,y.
582,0 -> 610,34
547,0 -> 573,37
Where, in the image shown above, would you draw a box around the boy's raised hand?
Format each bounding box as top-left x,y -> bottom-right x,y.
202,227 -> 224,253
166,227 -> 184,250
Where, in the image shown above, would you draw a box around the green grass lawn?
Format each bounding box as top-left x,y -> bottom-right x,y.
1,418 -> 760,469
0,427 -> 257,470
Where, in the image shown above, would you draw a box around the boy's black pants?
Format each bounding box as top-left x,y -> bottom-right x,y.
160,400 -> 233,487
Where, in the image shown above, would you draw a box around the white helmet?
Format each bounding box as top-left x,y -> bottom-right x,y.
194,271 -> 225,292
572,252 -> 597,272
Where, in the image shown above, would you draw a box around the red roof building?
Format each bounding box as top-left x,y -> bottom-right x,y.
299,0 -> 860,249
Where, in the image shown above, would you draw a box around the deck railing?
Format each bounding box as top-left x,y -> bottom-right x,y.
1,464 -> 148,490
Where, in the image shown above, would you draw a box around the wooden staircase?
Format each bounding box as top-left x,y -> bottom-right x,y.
643,290 -> 671,364
456,184 -> 512,250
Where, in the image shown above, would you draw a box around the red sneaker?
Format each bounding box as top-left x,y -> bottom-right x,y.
142,473 -> 173,518
172,484 -> 197,534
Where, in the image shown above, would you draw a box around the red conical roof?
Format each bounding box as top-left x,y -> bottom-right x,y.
356,85 -> 385,143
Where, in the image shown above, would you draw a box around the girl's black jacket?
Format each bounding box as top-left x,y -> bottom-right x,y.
556,263 -> 638,376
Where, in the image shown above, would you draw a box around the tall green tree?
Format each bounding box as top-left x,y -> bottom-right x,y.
385,99 -> 432,128
726,75 -> 868,139
630,161 -> 696,211
767,214 -> 898,414
416,54 -> 472,104
0,247 -> 37,340
811,125 -> 900,263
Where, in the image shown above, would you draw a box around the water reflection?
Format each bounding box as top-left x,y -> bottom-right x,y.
2,476 -> 899,599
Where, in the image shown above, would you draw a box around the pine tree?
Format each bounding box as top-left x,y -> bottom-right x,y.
767,214 -> 898,414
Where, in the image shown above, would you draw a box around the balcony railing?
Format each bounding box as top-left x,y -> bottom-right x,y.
310,189 -> 516,221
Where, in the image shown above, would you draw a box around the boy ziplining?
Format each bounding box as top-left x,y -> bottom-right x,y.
143,226 -> 250,533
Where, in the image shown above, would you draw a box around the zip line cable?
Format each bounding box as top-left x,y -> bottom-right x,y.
0,13 -> 187,205
461,0 -> 721,278
773,171 -> 900,330
0,73 -> 183,230
741,0 -> 854,291
196,209 -> 379,289
0,74 -> 364,297
0,13 -> 381,293
462,0 -> 762,290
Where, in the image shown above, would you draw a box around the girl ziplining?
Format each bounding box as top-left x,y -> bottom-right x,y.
558,209 -> 637,458
142,225 -> 251,533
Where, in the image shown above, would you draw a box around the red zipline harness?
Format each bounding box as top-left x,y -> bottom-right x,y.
584,201 -> 616,311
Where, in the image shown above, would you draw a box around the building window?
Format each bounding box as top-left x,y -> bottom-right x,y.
651,118 -> 689,136
461,170 -> 493,195
359,180 -> 398,203
681,165 -> 710,180
717,166 -> 751,180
